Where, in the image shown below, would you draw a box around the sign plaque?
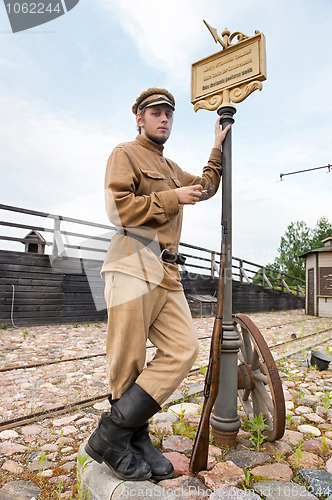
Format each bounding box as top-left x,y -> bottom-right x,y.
191,24 -> 266,111
319,267 -> 332,296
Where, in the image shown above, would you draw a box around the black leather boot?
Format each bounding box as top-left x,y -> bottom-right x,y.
108,394 -> 118,405
131,422 -> 174,481
108,394 -> 173,480
85,383 -> 160,481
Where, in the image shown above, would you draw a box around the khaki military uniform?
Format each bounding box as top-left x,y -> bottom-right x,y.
102,134 -> 222,404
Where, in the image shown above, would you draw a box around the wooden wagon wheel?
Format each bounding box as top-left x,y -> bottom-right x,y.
233,313 -> 285,442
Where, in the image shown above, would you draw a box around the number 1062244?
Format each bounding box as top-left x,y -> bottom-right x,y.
5,3 -> 62,14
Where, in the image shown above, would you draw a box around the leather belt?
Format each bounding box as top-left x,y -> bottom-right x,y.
116,230 -> 186,265
160,249 -> 186,266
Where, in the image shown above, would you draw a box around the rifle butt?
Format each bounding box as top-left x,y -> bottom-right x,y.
189,425 -> 209,472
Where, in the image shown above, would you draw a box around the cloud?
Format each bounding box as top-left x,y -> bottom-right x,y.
2,0 -> 332,267
94,0 -> 296,87
0,94 -> 126,219
96,0 -> 217,84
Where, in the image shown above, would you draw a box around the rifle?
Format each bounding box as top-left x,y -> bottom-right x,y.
189,235 -> 226,473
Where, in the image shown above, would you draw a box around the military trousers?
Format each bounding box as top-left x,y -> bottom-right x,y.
104,271 -> 199,406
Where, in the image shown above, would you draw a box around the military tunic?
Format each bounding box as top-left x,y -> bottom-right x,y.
102,134 -> 222,404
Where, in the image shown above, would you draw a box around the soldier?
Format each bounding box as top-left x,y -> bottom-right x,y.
85,88 -> 230,481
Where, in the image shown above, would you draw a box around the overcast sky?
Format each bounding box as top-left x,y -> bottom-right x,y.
0,0 -> 331,265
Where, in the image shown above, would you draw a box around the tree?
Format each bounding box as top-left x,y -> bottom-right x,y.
311,216 -> 332,249
274,217 -> 332,280
252,261 -> 280,287
274,221 -> 311,279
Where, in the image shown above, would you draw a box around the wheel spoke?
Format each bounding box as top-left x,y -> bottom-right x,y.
242,388 -> 250,401
251,389 -> 264,416
251,348 -> 260,371
254,381 -> 274,414
236,325 -> 247,363
251,388 -> 273,427
239,342 -> 247,363
242,329 -> 253,365
241,398 -> 254,418
253,371 -> 268,384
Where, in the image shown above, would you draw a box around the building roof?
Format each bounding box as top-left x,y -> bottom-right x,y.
299,245 -> 332,257
24,230 -> 46,242
300,245 -> 332,258
299,233 -> 332,258
321,233 -> 332,244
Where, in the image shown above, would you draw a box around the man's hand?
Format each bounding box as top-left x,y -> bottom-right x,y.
214,116 -> 231,150
175,185 -> 203,205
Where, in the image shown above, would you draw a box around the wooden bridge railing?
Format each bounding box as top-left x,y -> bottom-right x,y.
0,204 -> 305,297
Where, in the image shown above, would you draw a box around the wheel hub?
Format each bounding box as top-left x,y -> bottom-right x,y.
237,361 -> 255,390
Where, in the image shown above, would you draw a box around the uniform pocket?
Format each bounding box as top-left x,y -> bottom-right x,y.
139,167 -> 166,181
138,167 -> 169,194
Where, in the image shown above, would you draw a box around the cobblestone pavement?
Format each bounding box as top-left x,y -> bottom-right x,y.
0,310 -> 331,499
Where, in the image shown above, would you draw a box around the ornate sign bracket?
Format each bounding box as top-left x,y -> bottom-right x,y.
193,81 -> 263,112
191,21 -> 266,111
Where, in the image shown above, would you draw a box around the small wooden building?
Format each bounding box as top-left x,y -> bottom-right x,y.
300,234 -> 332,317
24,230 -> 46,254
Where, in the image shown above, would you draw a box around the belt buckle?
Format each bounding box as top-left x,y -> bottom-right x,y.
160,249 -> 176,263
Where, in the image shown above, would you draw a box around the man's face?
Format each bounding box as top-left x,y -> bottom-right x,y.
136,104 -> 174,145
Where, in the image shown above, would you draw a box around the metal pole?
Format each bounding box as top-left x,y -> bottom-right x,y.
211,105 -> 241,447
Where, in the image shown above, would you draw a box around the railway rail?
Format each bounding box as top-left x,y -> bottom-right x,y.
0,319 -> 331,432
1,319 -> 330,373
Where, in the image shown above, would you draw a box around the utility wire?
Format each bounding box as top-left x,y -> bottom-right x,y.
280,163 -> 331,181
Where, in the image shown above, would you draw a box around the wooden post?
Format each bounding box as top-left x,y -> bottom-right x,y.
211,252 -> 216,279
239,259 -> 243,282
52,217 -> 66,259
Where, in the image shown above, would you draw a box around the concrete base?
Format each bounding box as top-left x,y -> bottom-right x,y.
78,443 -> 183,500
212,428 -> 238,448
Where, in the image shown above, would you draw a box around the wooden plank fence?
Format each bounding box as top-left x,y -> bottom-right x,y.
0,204 -> 305,325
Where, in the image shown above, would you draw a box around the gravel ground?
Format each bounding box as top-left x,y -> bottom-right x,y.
0,309 -> 331,499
